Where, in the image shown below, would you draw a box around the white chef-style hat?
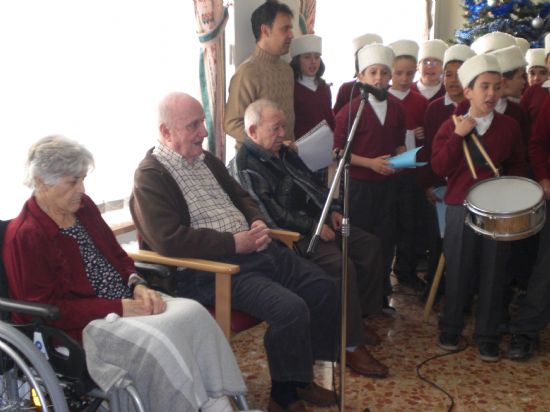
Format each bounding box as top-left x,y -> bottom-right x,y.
458,54 -> 501,88
418,39 -> 448,62
389,40 -> 419,60
443,44 -> 476,68
290,35 -> 322,58
489,45 -> 526,74
352,33 -> 383,54
471,31 -> 516,54
526,48 -> 546,70
357,43 -> 395,74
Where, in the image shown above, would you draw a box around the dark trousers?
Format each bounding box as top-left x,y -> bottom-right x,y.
393,173 -> 418,278
176,242 -> 338,383
296,226 -> 385,347
348,178 -> 397,296
439,205 -> 510,343
509,205 -> 550,337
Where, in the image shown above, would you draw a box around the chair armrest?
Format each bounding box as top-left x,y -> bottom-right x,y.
125,248 -> 240,339
0,297 -> 60,321
125,249 -> 240,274
270,229 -> 301,249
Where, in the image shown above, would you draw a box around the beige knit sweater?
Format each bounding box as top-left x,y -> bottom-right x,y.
224,46 -> 295,147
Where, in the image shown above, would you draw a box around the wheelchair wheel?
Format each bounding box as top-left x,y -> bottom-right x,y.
0,322 -> 68,412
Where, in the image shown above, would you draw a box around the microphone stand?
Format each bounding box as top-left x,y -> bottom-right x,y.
307,88 -> 369,412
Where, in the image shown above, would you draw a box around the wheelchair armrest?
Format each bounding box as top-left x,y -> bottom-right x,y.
270,229 -> 301,249
134,261 -> 176,295
0,297 -> 60,321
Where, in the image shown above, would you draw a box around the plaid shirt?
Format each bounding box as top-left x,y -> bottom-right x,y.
153,144 -> 249,234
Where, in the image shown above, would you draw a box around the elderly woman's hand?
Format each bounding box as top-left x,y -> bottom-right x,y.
122,286 -> 167,317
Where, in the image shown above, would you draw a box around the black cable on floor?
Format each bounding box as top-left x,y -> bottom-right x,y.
415,337 -> 469,412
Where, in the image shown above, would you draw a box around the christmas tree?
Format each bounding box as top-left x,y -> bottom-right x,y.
455,0 -> 550,47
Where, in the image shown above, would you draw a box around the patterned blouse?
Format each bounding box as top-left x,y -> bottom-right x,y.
60,218 -> 132,299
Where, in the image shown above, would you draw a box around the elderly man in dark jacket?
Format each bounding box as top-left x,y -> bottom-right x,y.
234,99 -> 389,379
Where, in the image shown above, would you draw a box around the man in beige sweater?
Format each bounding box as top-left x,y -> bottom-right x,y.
225,0 -> 295,148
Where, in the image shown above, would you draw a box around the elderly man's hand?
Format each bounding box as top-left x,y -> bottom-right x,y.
234,221 -> 271,253
320,224 -> 335,242
133,285 -> 166,314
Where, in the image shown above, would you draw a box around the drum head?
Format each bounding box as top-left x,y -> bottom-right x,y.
466,177 -> 543,214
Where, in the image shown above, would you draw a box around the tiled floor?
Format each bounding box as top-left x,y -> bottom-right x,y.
231,282 -> 550,411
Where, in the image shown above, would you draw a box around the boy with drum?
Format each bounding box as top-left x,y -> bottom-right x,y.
431,54 -> 527,361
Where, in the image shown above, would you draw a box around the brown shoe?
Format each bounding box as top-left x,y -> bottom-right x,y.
363,322 -> 382,346
346,346 -> 389,378
267,398 -> 306,412
296,382 -> 338,406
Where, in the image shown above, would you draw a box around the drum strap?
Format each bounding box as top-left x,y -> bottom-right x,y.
465,129 -> 490,168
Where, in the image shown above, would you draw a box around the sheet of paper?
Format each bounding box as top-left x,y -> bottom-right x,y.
295,120 -> 334,171
405,129 -> 416,151
432,186 -> 447,238
388,146 -> 427,169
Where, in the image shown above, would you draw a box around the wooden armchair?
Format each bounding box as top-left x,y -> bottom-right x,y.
124,229 -> 300,340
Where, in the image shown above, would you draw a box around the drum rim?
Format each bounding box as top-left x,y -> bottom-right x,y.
464,176 -> 544,216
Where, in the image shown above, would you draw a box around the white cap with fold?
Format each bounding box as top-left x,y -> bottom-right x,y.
443,44 -> 476,68
546,33 -> 550,56
388,39 -> 419,60
352,33 -> 383,53
515,37 -> 530,55
357,43 -> 395,74
290,35 -> 322,58
471,31 -> 516,54
489,45 -> 526,73
418,39 -> 448,62
458,54 -> 501,88
526,49 -> 546,70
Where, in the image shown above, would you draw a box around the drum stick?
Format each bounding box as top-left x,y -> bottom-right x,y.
469,132 -> 500,177
452,115 -> 478,179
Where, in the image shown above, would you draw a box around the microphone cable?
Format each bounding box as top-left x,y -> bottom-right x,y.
415,335 -> 470,412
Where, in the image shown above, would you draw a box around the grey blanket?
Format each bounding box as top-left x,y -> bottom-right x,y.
83,297 -> 246,411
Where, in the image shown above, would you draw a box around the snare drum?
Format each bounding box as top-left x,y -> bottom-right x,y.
464,176 -> 546,241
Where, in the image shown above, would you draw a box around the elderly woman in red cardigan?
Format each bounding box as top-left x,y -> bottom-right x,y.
2,135 -> 245,412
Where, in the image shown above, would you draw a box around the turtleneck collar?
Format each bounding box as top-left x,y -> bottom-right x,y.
252,46 -> 282,63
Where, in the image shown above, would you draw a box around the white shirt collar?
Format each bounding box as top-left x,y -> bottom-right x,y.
388,88 -> 410,100
444,93 -> 457,107
494,97 -> 507,114
542,79 -> 550,89
298,75 -> 318,92
467,111 -> 494,136
368,94 -> 387,124
416,80 -> 442,100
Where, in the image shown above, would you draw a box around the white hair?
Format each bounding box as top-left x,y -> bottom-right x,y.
244,99 -> 282,137
24,135 -> 94,188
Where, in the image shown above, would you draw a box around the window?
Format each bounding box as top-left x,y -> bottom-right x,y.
0,0 -> 200,218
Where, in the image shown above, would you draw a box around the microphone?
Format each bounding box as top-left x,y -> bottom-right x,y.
356,82 -> 388,101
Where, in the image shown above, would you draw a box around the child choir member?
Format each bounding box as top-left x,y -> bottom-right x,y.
431,54 -> 527,361
333,33 -> 383,115
410,39 -> 448,102
387,39 -> 429,288
333,43 -> 406,312
290,34 -> 334,185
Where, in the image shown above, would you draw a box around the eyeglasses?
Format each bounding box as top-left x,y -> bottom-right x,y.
421,58 -> 442,67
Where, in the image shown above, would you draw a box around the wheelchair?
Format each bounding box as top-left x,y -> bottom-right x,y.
0,219 -> 145,411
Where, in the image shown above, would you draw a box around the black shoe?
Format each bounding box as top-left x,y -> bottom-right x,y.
478,342 -> 500,362
381,297 -> 397,317
508,334 -> 537,361
438,333 -> 459,351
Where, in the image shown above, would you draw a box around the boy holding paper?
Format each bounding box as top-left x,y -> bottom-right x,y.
431,54 -> 527,361
388,39 -> 429,289
333,43 -> 406,311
